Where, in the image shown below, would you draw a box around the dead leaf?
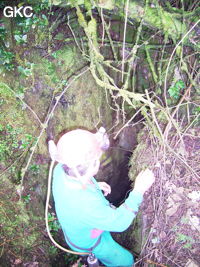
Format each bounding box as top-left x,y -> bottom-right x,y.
166,205 -> 178,216
185,259 -> 199,267
14,259 -> 22,265
23,262 -> 39,267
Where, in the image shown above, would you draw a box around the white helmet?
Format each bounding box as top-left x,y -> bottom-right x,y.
48,127 -> 109,168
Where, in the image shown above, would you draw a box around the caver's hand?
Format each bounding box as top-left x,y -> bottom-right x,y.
98,182 -> 111,196
134,169 -> 155,195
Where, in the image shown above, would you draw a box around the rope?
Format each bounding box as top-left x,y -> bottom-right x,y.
45,160 -> 89,255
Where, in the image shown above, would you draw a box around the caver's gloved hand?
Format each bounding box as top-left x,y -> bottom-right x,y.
97,182 -> 111,196
134,169 -> 155,196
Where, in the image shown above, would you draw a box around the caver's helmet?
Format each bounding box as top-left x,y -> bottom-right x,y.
48,127 -> 109,168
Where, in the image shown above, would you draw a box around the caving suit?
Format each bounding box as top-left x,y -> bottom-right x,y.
52,163 -> 143,267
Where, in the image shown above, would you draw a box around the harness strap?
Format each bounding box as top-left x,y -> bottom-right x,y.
123,203 -> 137,215
65,234 -> 102,252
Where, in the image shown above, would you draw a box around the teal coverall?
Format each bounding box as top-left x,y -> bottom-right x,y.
52,164 -> 143,267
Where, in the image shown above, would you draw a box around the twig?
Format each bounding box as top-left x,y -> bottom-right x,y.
99,8 -> 105,47
99,13 -> 118,61
113,106 -> 143,139
67,15 -> 82,53
146,259 -> 167,267
0,82 -> 42,126
145,89 -> 164,142
134,251 -> 154,266
145,46 -> 158,83
166,143 -> 200,184
182,112 -> 200,135
160,252 -> 181,267
121,0 -> 129,83
0,147 -> 29,178
163,83 -> 193,139
94,107 -> 102,129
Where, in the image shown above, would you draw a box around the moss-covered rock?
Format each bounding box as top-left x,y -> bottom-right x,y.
0,175 -> 51,266
0,42 -> 113,264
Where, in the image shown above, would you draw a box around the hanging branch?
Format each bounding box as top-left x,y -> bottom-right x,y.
98,8 -> 118,61
121,0 -> 129,82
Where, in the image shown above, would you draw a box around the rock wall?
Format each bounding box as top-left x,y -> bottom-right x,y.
0,46 -> 114,265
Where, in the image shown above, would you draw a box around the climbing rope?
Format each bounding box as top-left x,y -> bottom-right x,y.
45,160 -> 89,256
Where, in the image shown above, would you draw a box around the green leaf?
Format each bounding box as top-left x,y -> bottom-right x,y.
183,243 -> 192,249
17,66 -> 32,77
176,80 -> 185,90
168,80 -> 185,99
14,34 -> 27,43
54,33 -> 65,40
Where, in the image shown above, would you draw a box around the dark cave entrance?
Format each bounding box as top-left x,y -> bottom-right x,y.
105,150 -> 133,207
97,125 -> 140,207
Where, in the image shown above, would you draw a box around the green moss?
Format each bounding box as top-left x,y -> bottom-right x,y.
128,142 -> 147,181
0,82 -> 13,100
0,176 -> 41,258
50,72 -> 107,133
52,46 -> 76,73
115,1 -> 186,41
129,212 -> 143,254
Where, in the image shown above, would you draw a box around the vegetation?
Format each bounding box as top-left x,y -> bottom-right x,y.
0,0 -> 199,266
